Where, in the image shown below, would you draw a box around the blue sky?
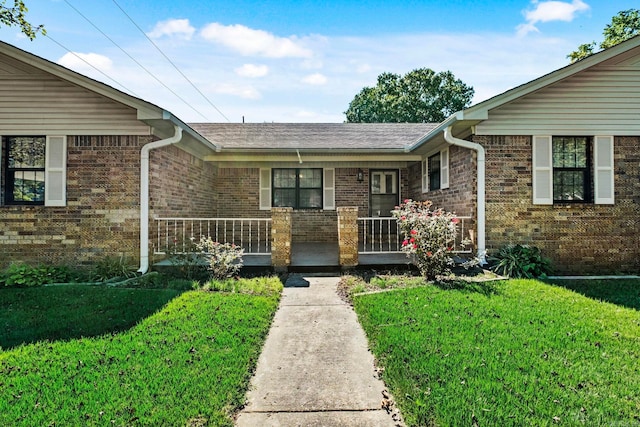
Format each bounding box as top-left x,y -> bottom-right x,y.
0,0 -> 636,122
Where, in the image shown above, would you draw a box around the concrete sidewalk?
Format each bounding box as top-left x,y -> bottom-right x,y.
235,275 -> 402,427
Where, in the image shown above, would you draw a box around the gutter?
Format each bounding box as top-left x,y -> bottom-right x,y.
138,125 -> 183,273
443,126 -> 486,264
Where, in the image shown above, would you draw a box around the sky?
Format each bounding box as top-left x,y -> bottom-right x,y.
0,0 -> 637,123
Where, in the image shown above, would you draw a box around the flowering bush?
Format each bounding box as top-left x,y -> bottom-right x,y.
392,199 -> 468,280
194,237 -> 244,280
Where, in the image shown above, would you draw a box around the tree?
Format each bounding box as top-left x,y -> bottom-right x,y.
568,9 -> 640,63
0,0 -> 45,40
344,68 -> 474,123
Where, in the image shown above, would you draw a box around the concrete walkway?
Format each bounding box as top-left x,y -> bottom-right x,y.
236,275 -> 402,427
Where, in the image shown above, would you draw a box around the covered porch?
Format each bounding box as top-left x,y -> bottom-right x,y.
151,208 -> 473,271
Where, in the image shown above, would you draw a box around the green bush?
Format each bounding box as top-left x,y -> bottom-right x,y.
490,244 -> 552,278
91,255 -> 137,282
0,263 -> 74,287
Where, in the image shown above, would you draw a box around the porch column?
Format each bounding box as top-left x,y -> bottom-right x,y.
271,207 -> 292,271
337,207 -> 359,268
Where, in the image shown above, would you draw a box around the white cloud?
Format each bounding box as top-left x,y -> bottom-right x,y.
148,18 -> 196,39
302,73 -> 328,85
57,52 -> 113,71
517,0 -> 590,36
235,64 -> 269,78
200,23 -> 313,58
210,83 -> 261,100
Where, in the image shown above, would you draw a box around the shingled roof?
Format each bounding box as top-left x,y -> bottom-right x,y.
188,123 -> 438,151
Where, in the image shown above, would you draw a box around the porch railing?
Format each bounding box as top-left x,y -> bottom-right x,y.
358,216 -> 473,254
153,217 -> 272,255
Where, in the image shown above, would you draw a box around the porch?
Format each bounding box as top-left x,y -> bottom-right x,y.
152,208 -> 473,271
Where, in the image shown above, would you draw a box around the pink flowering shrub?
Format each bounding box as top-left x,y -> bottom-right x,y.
392,199 -> 468,280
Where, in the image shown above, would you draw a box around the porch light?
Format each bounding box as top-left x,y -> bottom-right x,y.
357,169 -> 364,182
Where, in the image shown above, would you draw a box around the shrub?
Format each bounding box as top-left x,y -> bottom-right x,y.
194,237 -> 244,280
166,238 -> 209,281
91,255 -> 137,282
392,199 -> 469,280
490,244 -> 552,278
0,263 -> 74,287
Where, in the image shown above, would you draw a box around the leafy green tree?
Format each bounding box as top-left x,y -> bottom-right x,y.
568,9 -> 640,62
344,68 -> 474,123
0,0 -> 45,40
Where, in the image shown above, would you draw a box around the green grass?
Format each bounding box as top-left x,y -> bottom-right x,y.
0,285 -> 185,350
349,276 -> 640,426
0,278 -> 282,426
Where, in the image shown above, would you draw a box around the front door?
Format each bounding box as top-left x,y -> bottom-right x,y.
369,170 -> 399,217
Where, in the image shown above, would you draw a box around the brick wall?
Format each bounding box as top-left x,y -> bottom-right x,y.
149,145 -> 218,217
0,136 -> 219,269
407,145 -> 476,217
477,135 -> 640,274
213,168 -> 266,218
1,135 -> 149,268
336,168 -> 369,216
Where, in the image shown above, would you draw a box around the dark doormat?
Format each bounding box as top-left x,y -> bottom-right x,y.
284,274 -> 311,288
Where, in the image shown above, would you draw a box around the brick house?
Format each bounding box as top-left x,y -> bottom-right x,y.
1,36 -> 639,275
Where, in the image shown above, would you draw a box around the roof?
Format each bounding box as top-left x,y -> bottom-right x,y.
188,123 -> 438,151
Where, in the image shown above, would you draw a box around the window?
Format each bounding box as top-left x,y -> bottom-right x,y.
371,171 -> 397,194
532,135 -> 614,205
4,136 -> 46,205
552,136 -> 590,202
370,170 -> 399,217
422,147 -> 449,192
428,153 -> 441,191
272,168 -> 322,209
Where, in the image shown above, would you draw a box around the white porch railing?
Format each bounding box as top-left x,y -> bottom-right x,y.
153,217 -> 272,255
358,216 -> 473,254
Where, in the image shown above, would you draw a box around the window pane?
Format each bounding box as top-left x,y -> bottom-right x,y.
384,173 -> 396,194
371,173 -> 381,194
8,136 -> 45,168
299,189 -> 322,208
428,153 -> 441,191
273,188 -> 296,207
553,137 -> 587,168
299,169 -> 321,188
273,169 -> 296,188
12,170 -> 45,202
554,170 -> 584,201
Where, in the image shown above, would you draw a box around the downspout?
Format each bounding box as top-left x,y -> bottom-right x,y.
443,126 -> 486,263
138,125 -> 183,273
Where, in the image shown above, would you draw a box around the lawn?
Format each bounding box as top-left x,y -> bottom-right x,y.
0,278 -> 282,426
347,276 -> 640,427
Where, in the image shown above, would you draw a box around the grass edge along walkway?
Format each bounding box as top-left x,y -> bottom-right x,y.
348,277 -> 640,427
0,278 -> 282,426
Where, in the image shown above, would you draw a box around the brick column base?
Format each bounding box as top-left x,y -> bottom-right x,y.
271,207 -> 292,270
337,207 -> 359,267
